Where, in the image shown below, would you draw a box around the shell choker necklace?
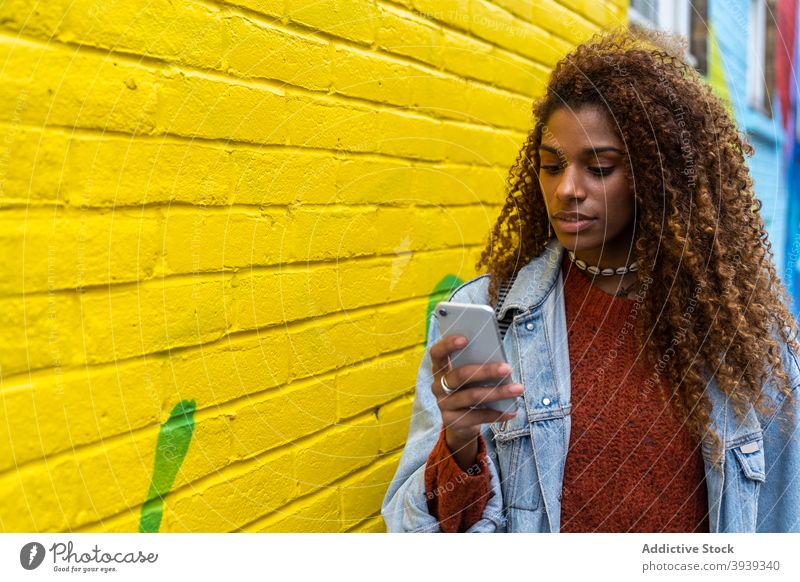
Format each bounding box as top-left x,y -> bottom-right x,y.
567,250 -> 638,276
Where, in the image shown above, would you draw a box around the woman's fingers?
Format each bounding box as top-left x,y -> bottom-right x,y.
443,362 -> 512,393
430,335 -> 520,432
430,334 -> 467,378
441,407 -> 517,431
440,383 -> 524,410
431,355 -> 514,398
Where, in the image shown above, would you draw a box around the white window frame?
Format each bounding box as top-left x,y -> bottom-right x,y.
747,0 -> 768,112
629,0 -> 660,29
660,0 -> 691,39
629,0 -> 698,67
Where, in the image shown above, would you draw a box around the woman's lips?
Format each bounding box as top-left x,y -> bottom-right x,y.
554,217 -> 596,234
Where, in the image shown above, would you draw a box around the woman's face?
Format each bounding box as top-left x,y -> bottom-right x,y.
538,105 -> 636,265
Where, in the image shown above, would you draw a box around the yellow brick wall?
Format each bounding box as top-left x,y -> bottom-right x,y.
0,0 -> 627,532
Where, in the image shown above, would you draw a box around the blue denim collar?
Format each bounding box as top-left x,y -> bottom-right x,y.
497,238 -> 565,320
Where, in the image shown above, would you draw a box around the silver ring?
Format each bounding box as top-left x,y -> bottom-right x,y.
440,374 -> 456,395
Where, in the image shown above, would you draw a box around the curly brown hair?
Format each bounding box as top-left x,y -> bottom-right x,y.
476,26 -> 799,460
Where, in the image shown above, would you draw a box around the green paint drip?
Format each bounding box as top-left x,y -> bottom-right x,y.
139,400 -> 196,533
425,275 -> 464,344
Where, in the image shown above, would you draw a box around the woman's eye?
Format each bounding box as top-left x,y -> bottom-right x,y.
541,165 -> 615,177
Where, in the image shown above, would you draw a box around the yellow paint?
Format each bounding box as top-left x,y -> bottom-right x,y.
0,0 -> 627,531
708,23 -> 736,120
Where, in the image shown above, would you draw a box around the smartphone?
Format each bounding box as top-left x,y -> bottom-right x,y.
433,301 -> 519,413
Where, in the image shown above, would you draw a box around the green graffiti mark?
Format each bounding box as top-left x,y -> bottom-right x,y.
139,400 -> 196,533
425,275 -> 464,344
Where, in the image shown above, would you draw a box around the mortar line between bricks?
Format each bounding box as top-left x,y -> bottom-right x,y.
0,5 -> 544,107
0,28 -> 534,134
345,513 -> 385,533
70,507 -> 141,533
0,241 -> 489,300
0,340 -> 419,488
0,28 -> 174,72
552,0 -> 618,28
379,0 -> 586,55
369,0 -> 554,69
202,0 -> 547,84
0,200 -> 504,211
0,120 -> 517,169
587,0 -> 629,26
469,0 -> 597,46
68,399 -> 413,532
1,281 -> 471,389
207,0 -> 545,103
234,448 -> 404,532
71,446 -> 402,533
1,199 -> 503,214
0,286 -> 448,391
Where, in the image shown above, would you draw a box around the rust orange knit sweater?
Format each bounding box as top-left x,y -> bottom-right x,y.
424,254 -> 709,532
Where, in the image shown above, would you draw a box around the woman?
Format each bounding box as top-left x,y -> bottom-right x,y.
382,27 -> 800,533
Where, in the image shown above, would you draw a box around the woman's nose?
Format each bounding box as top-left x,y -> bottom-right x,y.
555,165 -> 585,200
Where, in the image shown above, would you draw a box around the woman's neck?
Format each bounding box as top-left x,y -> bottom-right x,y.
586,271 -> 640,299
571,248 -> 637,271
566,248 -> 640,299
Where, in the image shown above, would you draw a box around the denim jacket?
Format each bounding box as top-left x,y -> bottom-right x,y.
382,239 -> 800,532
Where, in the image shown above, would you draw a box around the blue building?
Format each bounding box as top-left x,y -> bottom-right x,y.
630,0 -> 800,317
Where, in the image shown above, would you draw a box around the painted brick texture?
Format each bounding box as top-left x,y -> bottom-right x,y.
0,0 -> 627,532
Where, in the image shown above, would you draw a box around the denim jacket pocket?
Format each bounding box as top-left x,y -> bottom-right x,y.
732,438 -> 766,482
720,437 -> 765,532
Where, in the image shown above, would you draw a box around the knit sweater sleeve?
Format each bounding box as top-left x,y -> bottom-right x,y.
424,429 -> 493,532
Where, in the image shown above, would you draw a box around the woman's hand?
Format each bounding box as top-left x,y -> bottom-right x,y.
430,334 -> 523,470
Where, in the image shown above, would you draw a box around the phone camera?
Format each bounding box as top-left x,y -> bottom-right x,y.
437,308 -> 447,317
